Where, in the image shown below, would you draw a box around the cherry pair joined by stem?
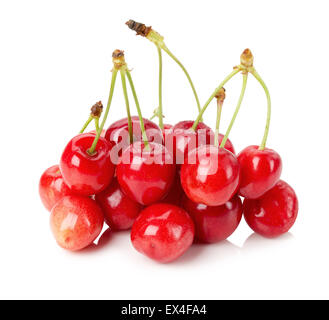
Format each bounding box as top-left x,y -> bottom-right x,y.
60,133 -> 115,196
243,180 -> 298,238
116,141 -> 176,206
50,195 -> 104,251
181,194 -> 242,243
237,145 -> 282,199
95,177 -> 142,230
39,165 -> 73,211
180,145 -> 240,206
131,203 -> 195,263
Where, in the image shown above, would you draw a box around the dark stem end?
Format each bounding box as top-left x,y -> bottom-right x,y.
125,20 -> 152,37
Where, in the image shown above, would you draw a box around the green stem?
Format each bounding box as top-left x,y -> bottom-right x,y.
88,69 -> 118,154
192,68 -> 241,131
120,68 -> 133,144
157,45 -> 164,129
251,69 -> 271,150
94,117 -> 100,133
125,69 -> 149,149
79,116 -> 93,134
161,44 -> 201,119
220,73 -> 248,148
214,99 -> 223,147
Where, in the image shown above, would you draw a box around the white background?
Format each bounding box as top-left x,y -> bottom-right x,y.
0,0 -> 328,299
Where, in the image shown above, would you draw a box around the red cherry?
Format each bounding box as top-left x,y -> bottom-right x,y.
181,145 -> 240,206
182,194 -> 242,243
131,203 -> 195,263
105,116 -> 163,152
50,195 -> 104,251
217,133 -> 235,154
39,165 -> 73,211
116,142 -> 176,205
60,133 -> 115,196
95,178 -> 142,230
237,145 -> 282,199
243,180 -> 298,238
167,120 -> 213,165
160,173 -> 184,206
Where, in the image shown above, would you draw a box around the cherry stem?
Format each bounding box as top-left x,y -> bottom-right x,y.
120,68 -> 134,144
161,44 -> 202,120
94,117 -> 100,134
79,116 -> 93,134
157,45 -> 164,130
220,73 -> 248,148
251,69 -> 271,150
192,68 -> 241,131
125,69 -> 150,149
88,69 -> 118,155
214,99 -> 223,147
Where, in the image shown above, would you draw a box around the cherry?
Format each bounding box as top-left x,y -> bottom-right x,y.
180,145 -> 240,206
50,195 -> 104,251
237,145 -> 282,199
182,194 -> 242,243
131,203 -> 195,263
243,180 -> 298,238
95,178 -> 142,230
105,116 -> 163,153
39,165 -> 73,211
167,120 -> 213,165
116,141 -> 175,205
60,133 -> 115,196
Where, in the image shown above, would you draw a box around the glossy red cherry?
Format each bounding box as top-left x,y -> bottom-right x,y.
116,142 -> 176,205
217,133 -> 235,154
182,194 -> 242,243
243,180 -> 298,238
50,195 -> 104,251
131,203 -> 195,263
39,165 -> 73,211
60,133 -> 115,196
105,116 -> 163,153
237,145 -> 282,199
95,178 -> 142,230
167,120 -> 213,165
181,145 -> 240,206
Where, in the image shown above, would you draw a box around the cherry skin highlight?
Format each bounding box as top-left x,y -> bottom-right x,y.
237,145 -> 282,199
95,178 -> 142,230
116,141 -> 176,206
105,116 -> 163,153
131,203 -> 195,263
39,165 -> 73,211
50,195 -> 104,251
60,133 -> 115,196
182,194 -> 242,243
243,180 -> 298,238
181,145 -> 240,206
167,120 -> 213,165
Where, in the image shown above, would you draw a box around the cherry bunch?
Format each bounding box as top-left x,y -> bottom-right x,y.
39,20 -> 298,263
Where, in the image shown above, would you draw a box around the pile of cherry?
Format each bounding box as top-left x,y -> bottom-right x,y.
39,21 -> 298,263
